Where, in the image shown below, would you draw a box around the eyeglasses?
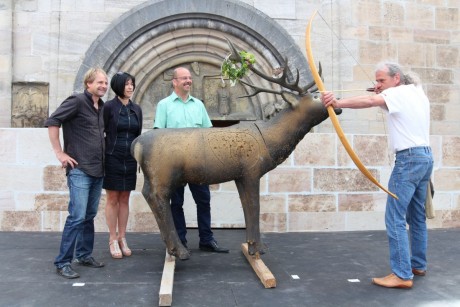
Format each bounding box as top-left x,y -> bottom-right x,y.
116,71 -> 124,75
174,76 -> 193,81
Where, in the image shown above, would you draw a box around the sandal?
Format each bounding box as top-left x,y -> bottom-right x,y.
119,237 -> 132,257
109,240 -> 123,259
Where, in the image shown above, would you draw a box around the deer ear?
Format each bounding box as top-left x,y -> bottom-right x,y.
281,92 -> 299,107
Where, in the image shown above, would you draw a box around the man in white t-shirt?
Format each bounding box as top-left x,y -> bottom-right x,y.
321,62 -> 433,289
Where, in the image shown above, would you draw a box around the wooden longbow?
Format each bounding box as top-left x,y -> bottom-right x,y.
305,10 -> 398,199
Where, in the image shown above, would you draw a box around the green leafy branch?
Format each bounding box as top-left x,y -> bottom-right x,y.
221,51 -> 256,86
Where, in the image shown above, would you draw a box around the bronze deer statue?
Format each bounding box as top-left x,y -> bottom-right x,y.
131,41 -> 340,260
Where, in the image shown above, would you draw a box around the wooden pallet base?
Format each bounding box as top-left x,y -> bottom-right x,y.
158,243 -> 275,306
159,250 -> 176,306
241,243 -> 276,288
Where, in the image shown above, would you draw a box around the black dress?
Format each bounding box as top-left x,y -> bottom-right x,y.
103,104 -> 140,191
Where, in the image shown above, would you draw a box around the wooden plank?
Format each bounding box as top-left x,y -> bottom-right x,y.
241,243 -> 276,288
159,250 -> 176,306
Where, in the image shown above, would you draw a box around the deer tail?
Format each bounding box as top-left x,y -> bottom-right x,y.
130,136 -> 143,164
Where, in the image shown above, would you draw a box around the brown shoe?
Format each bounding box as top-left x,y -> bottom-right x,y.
372,273 -> 413,289
412,268 -> 426,276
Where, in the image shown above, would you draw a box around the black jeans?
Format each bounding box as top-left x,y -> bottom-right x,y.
170,183 -> 214,244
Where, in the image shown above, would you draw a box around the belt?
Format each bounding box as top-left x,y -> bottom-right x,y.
396,146 -> 431,154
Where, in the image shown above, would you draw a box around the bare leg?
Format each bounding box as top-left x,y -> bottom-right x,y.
117,191 -> 132,256
105,189 -> 122,258
117,191 -> 131,239
105,190 -> 120,241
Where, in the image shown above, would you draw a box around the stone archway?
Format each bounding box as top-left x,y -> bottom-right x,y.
74,0 -> 311,127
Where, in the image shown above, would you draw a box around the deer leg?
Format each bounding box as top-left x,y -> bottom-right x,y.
235,178 -> 265,255
142,177 -> 190,260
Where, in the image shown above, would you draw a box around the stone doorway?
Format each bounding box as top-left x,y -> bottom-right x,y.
74,0 -> 311,128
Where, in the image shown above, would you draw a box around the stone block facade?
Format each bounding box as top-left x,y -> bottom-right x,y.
0,0 -> 459,232
0,128 -> 459,232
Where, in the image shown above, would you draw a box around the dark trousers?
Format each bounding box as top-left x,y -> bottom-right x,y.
170,183 -> 214,244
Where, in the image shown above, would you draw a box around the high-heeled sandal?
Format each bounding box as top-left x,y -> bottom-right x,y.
109,240 -> 123,259
118,237 -> 132,257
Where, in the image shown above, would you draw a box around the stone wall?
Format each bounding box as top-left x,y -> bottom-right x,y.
1,1 -> 458,132
0,0 -> 459,232
0,128 -> 459,232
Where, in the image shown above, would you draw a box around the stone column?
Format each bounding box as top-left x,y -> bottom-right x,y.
0,1 -> 13,127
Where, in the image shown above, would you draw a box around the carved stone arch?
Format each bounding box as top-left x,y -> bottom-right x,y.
74,0 -> 310,126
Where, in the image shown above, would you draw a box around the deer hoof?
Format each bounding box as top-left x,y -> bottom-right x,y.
169,247 -> 191,260
177,252 -> 190,261
248,242 -> 266,256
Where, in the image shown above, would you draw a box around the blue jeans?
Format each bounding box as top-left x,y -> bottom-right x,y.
385,146 -> 433,280
54,168 -> 103,268
170,184 -> 214,244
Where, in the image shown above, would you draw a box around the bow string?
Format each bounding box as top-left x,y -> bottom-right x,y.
305,10 -> 398,199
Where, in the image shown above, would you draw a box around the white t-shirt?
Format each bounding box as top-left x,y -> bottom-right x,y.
379,84 -> 430,152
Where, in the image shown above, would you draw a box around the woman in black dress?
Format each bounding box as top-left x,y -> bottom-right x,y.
103,72 -> 143,258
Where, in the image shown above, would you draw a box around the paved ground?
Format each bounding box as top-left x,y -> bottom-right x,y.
1,228 -> 459,307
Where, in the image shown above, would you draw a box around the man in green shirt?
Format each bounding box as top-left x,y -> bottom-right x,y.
154,67 -> 228,253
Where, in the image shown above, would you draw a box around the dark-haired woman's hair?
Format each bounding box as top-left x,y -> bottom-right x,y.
110,72 -> 135,98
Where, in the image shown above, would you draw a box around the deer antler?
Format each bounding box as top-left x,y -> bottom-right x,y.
226,38 -> 320,106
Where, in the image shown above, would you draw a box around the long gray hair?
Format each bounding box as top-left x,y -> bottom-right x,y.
375,61 -> 420,86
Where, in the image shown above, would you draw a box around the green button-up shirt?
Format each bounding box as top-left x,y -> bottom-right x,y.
154,92 -> 212,128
